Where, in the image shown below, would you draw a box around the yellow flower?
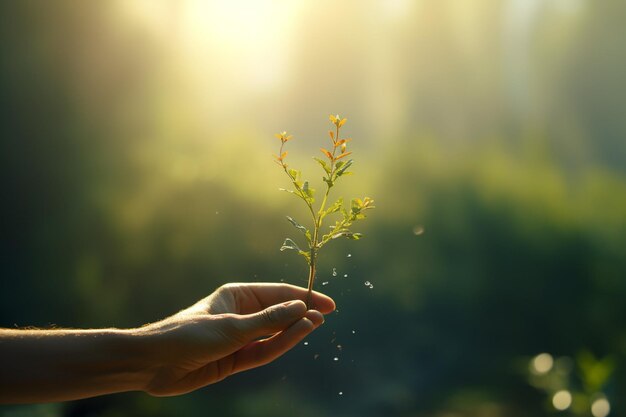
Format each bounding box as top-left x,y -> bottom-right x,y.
329,114 -> 347,128
275,131 -> 293,143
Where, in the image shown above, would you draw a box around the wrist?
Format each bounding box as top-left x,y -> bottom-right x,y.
116,327 -> 160,393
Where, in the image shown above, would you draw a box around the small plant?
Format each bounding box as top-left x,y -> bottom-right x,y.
274,114 -> 374,307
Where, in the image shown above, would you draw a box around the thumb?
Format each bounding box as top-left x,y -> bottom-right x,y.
237,300 -> 307,340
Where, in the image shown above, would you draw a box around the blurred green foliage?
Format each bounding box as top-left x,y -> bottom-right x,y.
1,1 -> 626,416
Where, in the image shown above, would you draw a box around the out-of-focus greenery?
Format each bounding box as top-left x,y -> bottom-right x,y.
1,1 -> 625,416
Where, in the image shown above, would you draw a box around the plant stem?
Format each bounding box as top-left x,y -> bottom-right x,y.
306,252 -> 316,308
305,124 -> 340,308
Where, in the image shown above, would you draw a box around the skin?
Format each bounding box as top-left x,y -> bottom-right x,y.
0,283 -> 335,404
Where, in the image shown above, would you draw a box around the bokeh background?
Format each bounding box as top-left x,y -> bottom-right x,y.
1,1 -> 625,416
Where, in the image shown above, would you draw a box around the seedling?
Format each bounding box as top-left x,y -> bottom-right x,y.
274,115 -> 374,307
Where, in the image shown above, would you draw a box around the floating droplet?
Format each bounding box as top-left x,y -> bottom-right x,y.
347,254 -> 352,257
364,281 -> 374,288
322,281 -> 329,286
303,342 -> 308,346
352,330 -> 356,334
332,268 -> 337,277
413,225 -> 424,235
344,274 -> 348,278
338,391 -> 343,396
333,357 -> 339,361
337,344 -> 342,351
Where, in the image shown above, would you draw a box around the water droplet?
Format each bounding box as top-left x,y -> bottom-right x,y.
322,281 -> 329,286
343,274 -> 348,278
347,254 -> 352,257
337,344 -> 342,351
332,268 -> 337,277
303,342 -> 308,346
338,391 -> 343,396
413,225 -> 424,235
364,280 -> 374,288
352,330 -> 356,334
333,357 -> 339,361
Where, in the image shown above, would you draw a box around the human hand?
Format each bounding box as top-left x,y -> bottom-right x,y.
139,283 -> 335,396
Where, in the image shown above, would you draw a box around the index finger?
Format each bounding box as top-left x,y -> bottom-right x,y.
225,283 -> 336,315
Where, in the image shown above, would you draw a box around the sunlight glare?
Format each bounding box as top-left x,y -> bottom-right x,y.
180,0 -> 297,92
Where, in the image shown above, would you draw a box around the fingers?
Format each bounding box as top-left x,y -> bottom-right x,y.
221,283 -> 336,315
235,300 -> 308,341
231,310 -> 323,374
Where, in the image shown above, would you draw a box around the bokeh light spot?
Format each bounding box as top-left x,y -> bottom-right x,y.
591,397 -> 610,417
531,353 -> 554,374
552,390 -> 572,411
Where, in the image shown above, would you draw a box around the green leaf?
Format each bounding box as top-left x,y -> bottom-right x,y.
280,238 -> 301,252
331,231 -> 363,240
351,197 -> 362,211
286,216 -> 308,235
335,159 -> 353,177
313,157 -> 331,174
302,181 -> 315,203
288,168 -> 300,180
298,250 -> 311,263
322,197 -> 343,219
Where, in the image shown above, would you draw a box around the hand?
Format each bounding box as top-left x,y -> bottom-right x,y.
140,283 -> 335,396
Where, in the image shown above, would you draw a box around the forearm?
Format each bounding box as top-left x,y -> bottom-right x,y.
0,328 -> 152,404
